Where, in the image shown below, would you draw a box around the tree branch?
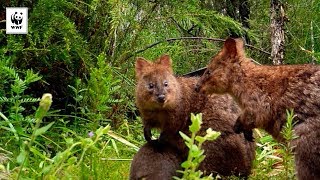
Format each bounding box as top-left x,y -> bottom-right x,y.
126,36 -> 270,61
170,17 -> 197,36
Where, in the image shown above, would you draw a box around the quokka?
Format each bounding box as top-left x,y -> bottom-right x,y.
130,141 -> 183,180
134,55 -> 255,177
196,37 -> 320,180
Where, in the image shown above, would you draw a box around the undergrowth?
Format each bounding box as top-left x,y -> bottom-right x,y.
0,0 -> 313,179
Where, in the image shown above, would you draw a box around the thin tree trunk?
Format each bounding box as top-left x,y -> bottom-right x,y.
226,0 -> 238,20
270,0 -> 286,65
310,0 -> 316,64
239,0 -> 250,29
311,21 -> 316,64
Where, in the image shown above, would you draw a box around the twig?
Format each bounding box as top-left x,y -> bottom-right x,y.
127,36 -> 270,61
245,43 -> 271,55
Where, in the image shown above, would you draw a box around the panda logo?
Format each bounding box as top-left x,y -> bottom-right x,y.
11,12 -> 23,25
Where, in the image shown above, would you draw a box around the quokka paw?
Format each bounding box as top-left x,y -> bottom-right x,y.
243,130 -> 254,142
143,127 -> 152,142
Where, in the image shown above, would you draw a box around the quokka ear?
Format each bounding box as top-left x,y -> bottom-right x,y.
157,54 -> 173,72
222,38 -> 245,59
135,57 -> 151,78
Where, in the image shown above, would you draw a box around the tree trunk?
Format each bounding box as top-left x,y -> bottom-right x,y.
226,0 -> 238,20
270,0 -> 286,65
310,0 -> 316,64
239,0 -> 250,29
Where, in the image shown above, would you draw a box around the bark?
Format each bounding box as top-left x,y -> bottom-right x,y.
239,0 -> 250,29
270,0 -> 286,65
310,0 -> 316,64
226,0 -> 238,20
225,0 -> 250,42
311,21 -> 316,64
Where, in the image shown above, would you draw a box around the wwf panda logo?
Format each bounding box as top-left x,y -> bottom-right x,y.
11,12 -> 23,25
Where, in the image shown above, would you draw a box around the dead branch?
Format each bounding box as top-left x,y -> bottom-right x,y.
128,37 -> 270,61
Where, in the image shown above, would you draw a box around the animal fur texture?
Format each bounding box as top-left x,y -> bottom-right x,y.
196,37 -> 320,180
134,55 -> 255,177
130,141 -> 183,180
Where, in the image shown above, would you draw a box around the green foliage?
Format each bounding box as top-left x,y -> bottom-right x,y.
278,109 -> 297,179
67,78 -> 88,120
85,53 -> 122,128
248,0 -> 320,64
175,113 -> 220,180
0,0 -> 318,179
41,125 -> 110,177
251,110 -> 297,179
17,93 -> 53,179
0,61 -> 41,144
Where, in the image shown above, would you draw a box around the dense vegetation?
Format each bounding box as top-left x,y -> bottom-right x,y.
0,0 -> 319,179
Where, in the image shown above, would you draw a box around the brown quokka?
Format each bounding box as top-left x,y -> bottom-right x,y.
130,141 -> 183,180
134,55 -> 255,177
196,37 -> 320,180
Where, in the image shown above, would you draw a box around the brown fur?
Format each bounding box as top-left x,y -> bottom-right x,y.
130,141 -> 183,180
196,37 -> 320,180
134,55 -> 255,177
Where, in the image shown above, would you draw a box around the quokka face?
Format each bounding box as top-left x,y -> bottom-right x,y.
196,38 -> 245,94
135,55 -> 180,110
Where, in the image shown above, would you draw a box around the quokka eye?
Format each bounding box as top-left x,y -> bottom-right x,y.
148,83 -> 154,89
164,81 -> 168,87
206,70 -> 211,75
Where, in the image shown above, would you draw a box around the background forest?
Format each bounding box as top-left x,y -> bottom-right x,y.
0,0 -> 319,179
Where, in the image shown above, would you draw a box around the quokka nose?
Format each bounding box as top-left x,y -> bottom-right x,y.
157,94 -> 166,103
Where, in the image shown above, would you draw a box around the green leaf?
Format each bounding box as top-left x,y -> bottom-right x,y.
67,156 -> 77,165
41,165 -> 53,174
95,126 -> 104,137
102,125 -> 111,134
82,138 -> 93,145
189,113 -> 202,133
39,161 -> 44,168
65,138 -> 74,146
111,139 -> 119,157
193,149 -> 204,158
195,135 -> 205,144
181,161 -> 192,169
205,128 -> 221,141
17,149 -> 27,165
179,131 -> 191,142
190,144 -> 199,154
34,122 -> 55,136
197,155 -> 206,164
107,131 -> 139,151
30,147 -> 50,160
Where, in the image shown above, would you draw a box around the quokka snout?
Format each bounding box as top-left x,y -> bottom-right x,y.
196,37 -> 320,180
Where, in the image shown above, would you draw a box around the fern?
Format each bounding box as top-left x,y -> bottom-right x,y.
25,70 -> 42,84
0,63 -> 42,144
85,53 -> 123,127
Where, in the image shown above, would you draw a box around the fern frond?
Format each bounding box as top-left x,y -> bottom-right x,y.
11,79 -> 27,95
2,66 -> 21,81
19,98 -> 41,104
0,97 -> 11,103
25,69 -> 42,84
